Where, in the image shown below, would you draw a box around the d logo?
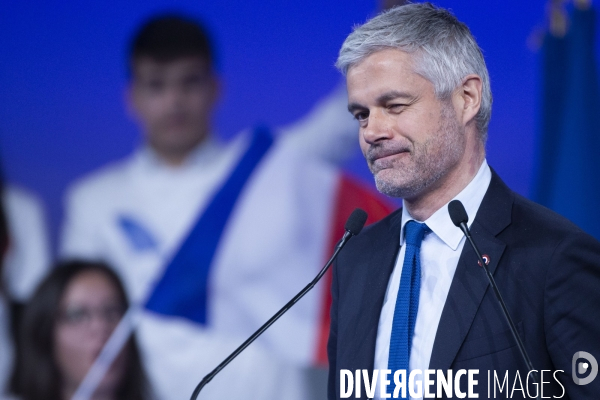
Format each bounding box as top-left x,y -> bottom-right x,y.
572,351 -> 598,385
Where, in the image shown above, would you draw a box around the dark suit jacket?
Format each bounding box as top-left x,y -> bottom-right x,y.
328,171 -> 600,399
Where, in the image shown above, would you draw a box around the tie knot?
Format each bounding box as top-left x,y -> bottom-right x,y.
404,220 -> 430,247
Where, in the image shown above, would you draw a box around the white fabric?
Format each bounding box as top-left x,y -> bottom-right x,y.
60,86 -> 357,399
374,160 -> 491,400
0,187 -> 51,396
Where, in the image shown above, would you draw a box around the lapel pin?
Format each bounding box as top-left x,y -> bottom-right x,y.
478,254 -> 490,267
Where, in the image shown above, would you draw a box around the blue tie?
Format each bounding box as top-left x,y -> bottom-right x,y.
388,220 -> 430,394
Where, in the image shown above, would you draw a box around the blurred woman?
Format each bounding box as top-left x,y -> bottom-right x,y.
10,260 -> 151,400
0,185 -> 50,396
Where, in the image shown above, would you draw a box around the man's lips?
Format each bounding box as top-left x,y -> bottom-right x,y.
367,146 -> 411,170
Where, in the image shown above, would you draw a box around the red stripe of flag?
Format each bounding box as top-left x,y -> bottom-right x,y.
314,173 -> 395,365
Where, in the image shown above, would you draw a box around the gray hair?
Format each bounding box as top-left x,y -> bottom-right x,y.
336,3 -> 492,141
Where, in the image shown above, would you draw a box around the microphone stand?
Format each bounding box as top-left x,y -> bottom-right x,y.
450,200 -> 540,399
190,230 -> 355,400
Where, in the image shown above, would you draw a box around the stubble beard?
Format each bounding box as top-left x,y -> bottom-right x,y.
370,103 -> 466,199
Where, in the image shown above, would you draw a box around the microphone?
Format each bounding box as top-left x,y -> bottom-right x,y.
448,200 -> 539,397
190,208 -> 368,399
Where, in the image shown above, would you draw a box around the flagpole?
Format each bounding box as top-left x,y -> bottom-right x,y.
70,307 -> 139,400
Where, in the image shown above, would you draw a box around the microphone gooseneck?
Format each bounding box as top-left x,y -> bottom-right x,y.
448,200 -> 539,398
190,208 -> 368,400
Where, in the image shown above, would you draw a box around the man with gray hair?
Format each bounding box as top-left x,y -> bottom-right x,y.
328,3 -> 600,399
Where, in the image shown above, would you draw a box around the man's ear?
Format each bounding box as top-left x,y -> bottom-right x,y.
456,74 -> 482,126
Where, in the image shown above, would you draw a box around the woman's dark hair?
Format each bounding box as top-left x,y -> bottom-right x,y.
10,260 -> 151,400
0,182 -> 10,294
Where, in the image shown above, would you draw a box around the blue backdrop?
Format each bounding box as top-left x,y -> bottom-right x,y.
1,0 -> 596,249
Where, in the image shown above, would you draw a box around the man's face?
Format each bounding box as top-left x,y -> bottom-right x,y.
346,48 -> 466,200
130,56 -> 218,163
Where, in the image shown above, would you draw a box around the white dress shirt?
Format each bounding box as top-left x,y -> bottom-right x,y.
374,160 -> 492,399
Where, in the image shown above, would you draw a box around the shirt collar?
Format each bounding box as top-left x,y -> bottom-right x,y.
400,160 -> 492,250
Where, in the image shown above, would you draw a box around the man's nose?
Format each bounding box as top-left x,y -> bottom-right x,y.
362,110 -> 394,144
165,85 -> 186,109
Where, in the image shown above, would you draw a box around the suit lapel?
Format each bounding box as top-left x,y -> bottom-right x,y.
350,210 -> 404,371
429,171 -> 513,372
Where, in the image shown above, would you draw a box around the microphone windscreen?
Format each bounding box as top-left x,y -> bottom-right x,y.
448,200 -> 469,227
345,208 -> 368,236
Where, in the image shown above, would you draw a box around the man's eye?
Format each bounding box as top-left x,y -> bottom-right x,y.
180,72 -> 210,90
184,77 -> 199,86
388,104 -> 406,112
146,79 -> 164,91
183,75 -> 203,86
354,112 -> 369,122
